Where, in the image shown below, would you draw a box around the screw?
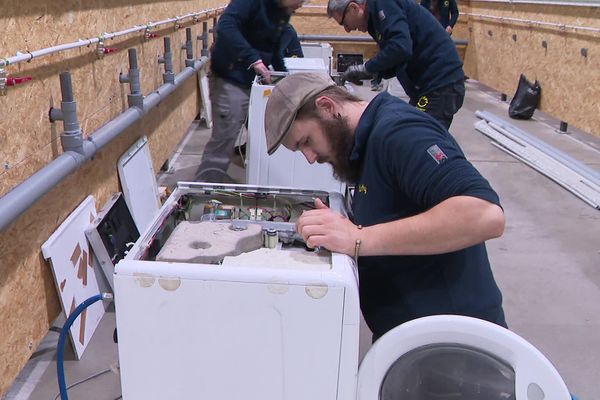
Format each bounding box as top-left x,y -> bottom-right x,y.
559,121 -> 568,133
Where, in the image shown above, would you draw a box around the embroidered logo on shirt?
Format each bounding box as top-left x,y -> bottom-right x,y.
416,96 -> 429,110
427,144 -> 448,164
358,184 -> 368,194
378,10 -> 386,21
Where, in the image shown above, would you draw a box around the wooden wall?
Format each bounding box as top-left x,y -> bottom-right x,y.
460,1 -> 600,137
0,1 -> 223,396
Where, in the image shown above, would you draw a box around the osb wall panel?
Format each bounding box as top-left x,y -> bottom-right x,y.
0,0 -> 224,396
463,2 -> 600,137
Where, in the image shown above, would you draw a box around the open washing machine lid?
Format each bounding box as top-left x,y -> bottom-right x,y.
357,315 -> 570,400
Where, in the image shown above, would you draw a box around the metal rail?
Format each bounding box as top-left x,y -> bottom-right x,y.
298,34 -> 468,46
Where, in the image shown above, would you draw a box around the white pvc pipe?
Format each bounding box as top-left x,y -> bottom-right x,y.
466,12 -> 600,34
0,7 -> 225,67
470,0 -> 600,8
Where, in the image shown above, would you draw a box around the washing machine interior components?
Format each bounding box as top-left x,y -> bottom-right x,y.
155,221 -> 264,263
357,315 -> 571,400
85,192 -> 139,290
127,182 -> 332,263
246,59 -> 345,193
114,182 -> 360,400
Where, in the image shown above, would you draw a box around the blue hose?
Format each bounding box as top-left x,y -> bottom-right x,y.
56,293 -> 107,400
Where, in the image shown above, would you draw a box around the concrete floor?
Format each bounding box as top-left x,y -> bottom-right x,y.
4,79 -> 600,400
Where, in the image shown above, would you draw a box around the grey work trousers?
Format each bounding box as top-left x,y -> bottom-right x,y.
195,74 -> 250,180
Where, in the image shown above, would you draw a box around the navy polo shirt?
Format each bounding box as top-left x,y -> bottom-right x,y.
364,0 -> 464,99
350,92 -> 506,337
211,0 -> 290,88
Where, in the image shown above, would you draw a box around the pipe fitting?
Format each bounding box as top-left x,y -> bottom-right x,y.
119,48 -> 143,108
197,21 -> 210,57
183,28 -> 194,68
158,37 -> 175,84
51,72 -> 84,154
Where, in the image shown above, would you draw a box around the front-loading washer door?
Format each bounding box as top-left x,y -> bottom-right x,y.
356,315 -> 571,400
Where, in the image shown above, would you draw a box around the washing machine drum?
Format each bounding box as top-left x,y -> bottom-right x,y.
357,315 -> 571,400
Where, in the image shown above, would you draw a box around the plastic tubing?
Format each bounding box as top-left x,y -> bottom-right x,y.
57,293 -> 109,400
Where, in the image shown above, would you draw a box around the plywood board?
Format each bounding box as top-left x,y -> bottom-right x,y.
40,196 -> 105,360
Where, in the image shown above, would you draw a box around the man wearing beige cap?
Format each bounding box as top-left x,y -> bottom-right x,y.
265,72 -> 507,339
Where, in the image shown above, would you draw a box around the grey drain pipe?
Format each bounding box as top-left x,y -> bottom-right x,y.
0,45 -> 209,231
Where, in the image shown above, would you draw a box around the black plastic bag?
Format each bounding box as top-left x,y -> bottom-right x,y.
509,74 -> 541,119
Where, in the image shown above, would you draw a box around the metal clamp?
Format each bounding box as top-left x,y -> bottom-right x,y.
144,26 -> 152,41
0,66 -> 7,96
174,17 -> 181,31
97,36 -> 106,59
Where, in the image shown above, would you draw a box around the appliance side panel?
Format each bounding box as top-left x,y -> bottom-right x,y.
115,273 -> 345,400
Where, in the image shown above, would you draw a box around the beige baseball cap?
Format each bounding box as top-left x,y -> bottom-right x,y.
264,72 -> 336,155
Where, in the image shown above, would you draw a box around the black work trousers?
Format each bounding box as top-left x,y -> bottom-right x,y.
409,79 -> 465,130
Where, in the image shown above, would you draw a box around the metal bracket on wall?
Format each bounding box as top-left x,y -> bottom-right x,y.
97,36 -> 106,59
144,25 -> 158,41
0,66 -> 7,96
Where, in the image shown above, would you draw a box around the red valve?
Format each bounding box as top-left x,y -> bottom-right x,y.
147,33 -> 158,39
103,47 -> 118,54
6,76 -> 33,86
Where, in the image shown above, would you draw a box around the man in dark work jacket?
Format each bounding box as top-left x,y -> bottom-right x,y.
421,0 -> 460,35
195,0 -> 304,182
327,0 -> 465,130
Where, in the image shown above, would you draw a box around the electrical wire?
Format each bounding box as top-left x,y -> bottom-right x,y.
53,368 -> 112,400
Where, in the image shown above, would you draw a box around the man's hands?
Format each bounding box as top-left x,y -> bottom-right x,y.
252,60 -> 272,84
446,26 -> 453,35
341,63 -> 375,85
296,198 -> 363,257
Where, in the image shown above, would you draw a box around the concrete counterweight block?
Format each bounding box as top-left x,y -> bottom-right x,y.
156,221 -> 263,264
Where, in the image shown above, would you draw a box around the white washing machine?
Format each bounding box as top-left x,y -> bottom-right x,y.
246,59 -> 345,193
114,182 -> 360,400
357,315 -> 571,400
114,182 -> 571,400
